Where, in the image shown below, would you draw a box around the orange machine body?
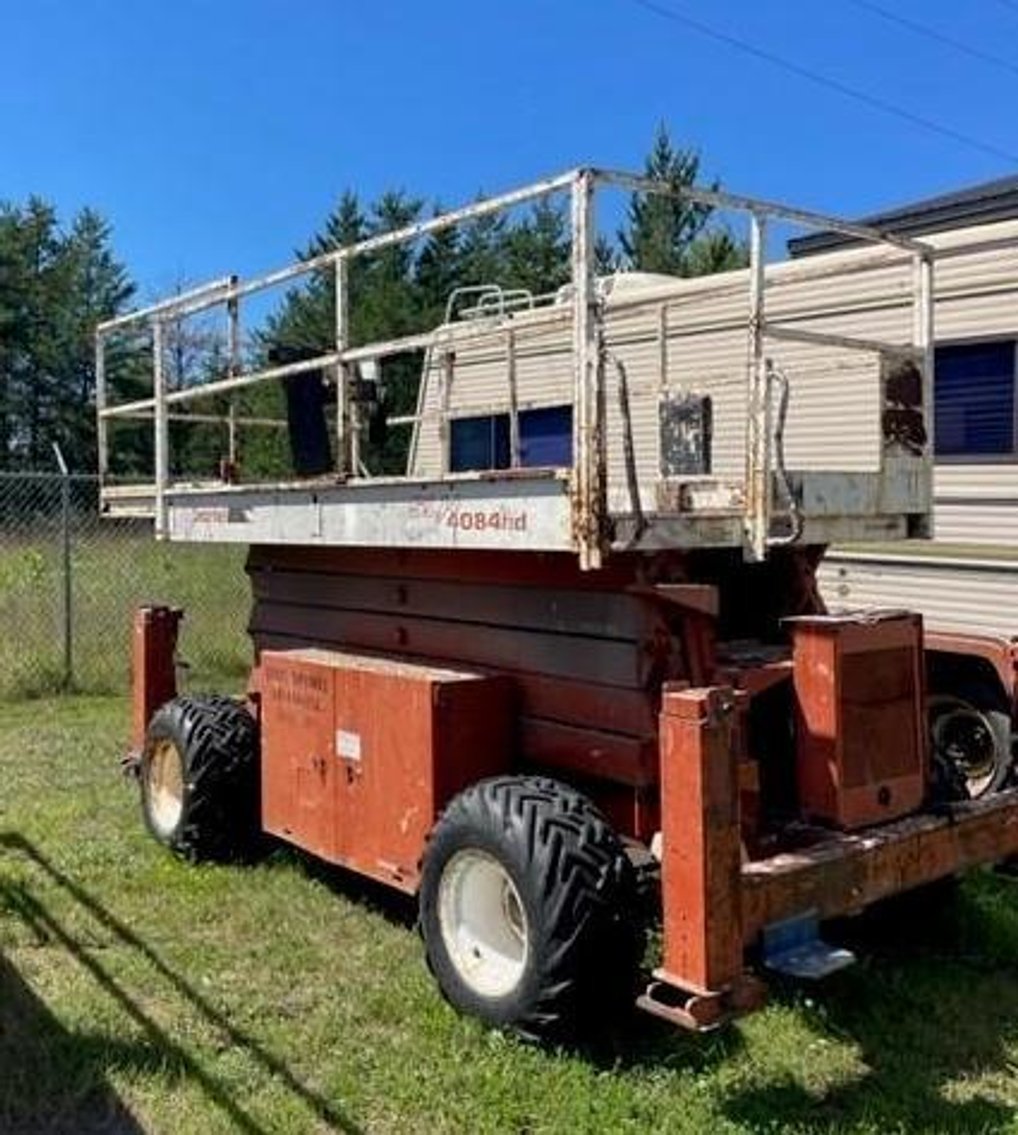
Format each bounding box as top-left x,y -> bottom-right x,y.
258,648 -> 512,892
129,543 -> 1018,1034
790,612 -> 926,830
130,606 -> 182,754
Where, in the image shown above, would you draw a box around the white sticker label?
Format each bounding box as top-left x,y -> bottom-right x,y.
336,730 -> 362,762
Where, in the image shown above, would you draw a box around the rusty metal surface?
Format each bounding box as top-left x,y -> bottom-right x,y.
656,687 -> 744,994
926,629 -> 1018,699
570,169 -> 604,571
131,606 -> 182,754
249,569 -> 658,641
260,652 -> 339,862
790,612 -> 926,829
742,788 -> 1018,940
251,602 -> 657,688
520,718 -> 657,788
246,548 -> 684,784
658,392 -> 712,477
637,973 -> 767,1032
259,648 -> 511,891
881,357 -> 927,456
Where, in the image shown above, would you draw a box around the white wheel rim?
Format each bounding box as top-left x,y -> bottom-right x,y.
146,738 -> 184,836
437,849 -> 529,999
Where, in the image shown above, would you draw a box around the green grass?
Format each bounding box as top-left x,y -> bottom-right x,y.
0,533 -> 250,700
3,697 -> 1018,1133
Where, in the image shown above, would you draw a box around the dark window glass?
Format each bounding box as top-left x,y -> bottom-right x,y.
934,341 -> 1015,457
449,414 -> 510,472
449,405 -> 573,472
519,405 -> 572,467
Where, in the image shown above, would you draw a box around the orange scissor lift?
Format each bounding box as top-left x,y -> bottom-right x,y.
104,168 -> 1018,1038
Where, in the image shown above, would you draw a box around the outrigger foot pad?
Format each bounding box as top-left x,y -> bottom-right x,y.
761,913 -> 856,980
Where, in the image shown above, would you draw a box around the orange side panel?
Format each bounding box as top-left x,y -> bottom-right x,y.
260,653 -> 338,860
260,649 -> 511,893
791,613 -> 926,830
657,686 -> 743,994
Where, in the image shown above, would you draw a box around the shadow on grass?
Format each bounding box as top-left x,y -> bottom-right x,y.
286,844 -> 419,930
720,878 -> 1018,1133
20,814 -> 1014,1134
0,832 -> 363,1135
272,841 -> 1018,1131
0,949 -> 146,1135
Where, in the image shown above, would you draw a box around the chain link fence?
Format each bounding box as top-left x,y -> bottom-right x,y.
0,471 -> 251,700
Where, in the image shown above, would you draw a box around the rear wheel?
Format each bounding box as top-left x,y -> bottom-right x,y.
419,776 -> 642,1041
141,695 -> 260,861
928,681 -> 1013,798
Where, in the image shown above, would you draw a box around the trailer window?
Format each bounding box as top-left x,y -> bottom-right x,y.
449,415 -> 510,472
519,406 -> 572,467
449,406 -> 573,472
935,341 -> 1016,458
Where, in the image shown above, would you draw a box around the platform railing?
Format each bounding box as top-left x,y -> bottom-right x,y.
96,167 -> 935,570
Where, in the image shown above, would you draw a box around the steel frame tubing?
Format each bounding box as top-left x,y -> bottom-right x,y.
646,677 -> 1018,1032
95,164 -> 936,569
130,606 -> 182,756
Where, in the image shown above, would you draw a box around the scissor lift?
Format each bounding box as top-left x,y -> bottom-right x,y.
109,169 -> 1018,1040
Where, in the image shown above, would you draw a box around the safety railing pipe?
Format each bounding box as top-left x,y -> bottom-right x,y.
571,169 -> 603,571
593,169 -> 928,254
152,320 -> 169,539
95,333 -> 108,481
334,254 -> 350,476
227,275 -> 240,466
97,276 -> 234,335
915,249 -> 936,525
746,211 -> 769,562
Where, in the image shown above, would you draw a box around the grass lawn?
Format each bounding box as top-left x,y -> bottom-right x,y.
2,696 -> 1018,1133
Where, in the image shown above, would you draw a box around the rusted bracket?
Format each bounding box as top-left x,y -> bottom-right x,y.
638,972 -> 767,1031
130,605 -> 183,757
640,685 -> 763,1030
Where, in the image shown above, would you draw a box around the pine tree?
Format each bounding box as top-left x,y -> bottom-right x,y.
0,198 -> 134,471
255,141 -> 748,480
503,199 -> 570,297
415,215 -> 461,326
682,227 -> 749,276
617,124 -> 748,278
456,207 -> 509,290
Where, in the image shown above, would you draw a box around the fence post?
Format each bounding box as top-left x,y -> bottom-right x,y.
52,443 -> 73,691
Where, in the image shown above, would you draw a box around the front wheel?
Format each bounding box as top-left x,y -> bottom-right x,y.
141,695 -> 260,861
419,776 -> 642,1041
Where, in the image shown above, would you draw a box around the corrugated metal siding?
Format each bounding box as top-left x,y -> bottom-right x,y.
933,466 -> 1018,545
409,263 -> 907,486
819,552 -> 1018,635
409,217 -> 1018,539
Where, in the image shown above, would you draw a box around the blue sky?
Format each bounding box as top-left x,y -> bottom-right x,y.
4,0 -> 1017,298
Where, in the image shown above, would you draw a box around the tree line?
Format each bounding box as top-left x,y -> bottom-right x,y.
0,127 -> 745,477
0,200 -> 133,472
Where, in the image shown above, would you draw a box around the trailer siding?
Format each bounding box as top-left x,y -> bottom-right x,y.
819,552 -> 1018,637
410,220 -> 1018,523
